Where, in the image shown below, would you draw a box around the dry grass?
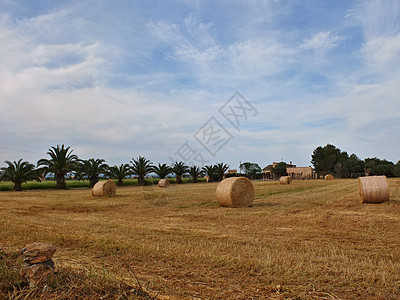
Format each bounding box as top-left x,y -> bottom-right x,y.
1,179 -> 400,299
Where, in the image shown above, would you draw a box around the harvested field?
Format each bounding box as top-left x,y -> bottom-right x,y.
1,179 -> 400,299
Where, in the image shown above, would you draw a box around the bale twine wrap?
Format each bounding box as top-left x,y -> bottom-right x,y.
325,174 -> 334,180
158,179 -> 170,188
92,180 -> 117,197
280,176 -> 290,184
216,177 -> 254,208
358,175 -> 389,204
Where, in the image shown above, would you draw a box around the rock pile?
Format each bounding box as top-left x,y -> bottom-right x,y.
20,243 -> 56,288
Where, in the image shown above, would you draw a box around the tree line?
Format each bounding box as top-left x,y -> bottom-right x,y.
2,143 -> 399,191
311,144 -> 400,178
0,145 -> 230,191
267,144 -> 400,178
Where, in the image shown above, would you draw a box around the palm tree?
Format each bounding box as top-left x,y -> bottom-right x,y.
37,145 -> 78,189
79,158 -> 109,188
171,161 -> 188,184
202,165 -> 215,182
131,156 -> 153,186
152,163 -> 172,179
108,164 -> 131,186
215,162 -> 229,181
189,165 -> 202,183
0,159 -> 38,191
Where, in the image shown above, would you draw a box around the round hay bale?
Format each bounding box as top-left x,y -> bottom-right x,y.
325,174 -> 334,180
92,180 -> 117,197
216,177 -> 254,208
280,176 -> 290,184
358,175 -> 389,204
158,178 -> 170,188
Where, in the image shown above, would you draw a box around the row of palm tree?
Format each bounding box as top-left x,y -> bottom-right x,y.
0,145 -> 230,191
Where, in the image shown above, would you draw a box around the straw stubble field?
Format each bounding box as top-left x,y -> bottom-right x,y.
1,179 -> 400,299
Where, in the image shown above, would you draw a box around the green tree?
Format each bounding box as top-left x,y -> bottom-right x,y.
201,165 -> 216,182
0,159 -> 38,191
37,145 -> 78,189
311,144 -> 342,175
335,154 -> 364,178
108,164 -> 131,186
152,163 -> 172,179
215,162 -> 229,182
240,162 -> 261,179
130,156 -> 153,186
393,160 -> 400,177
333,151 -> 349,178
334,161 -> 346,178
364,157 -> 394,177
271,162 -> 287,178
79,158 -> 109,188
171,161 -> 188,184
347,154 -> 364,174
189,165 -> 202,183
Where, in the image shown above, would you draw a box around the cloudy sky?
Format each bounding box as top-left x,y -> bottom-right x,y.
1,0 -> 399,170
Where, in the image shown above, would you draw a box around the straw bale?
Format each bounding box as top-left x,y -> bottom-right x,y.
92,180 -> 117,197
280,176 -> 291,184
358,175 -> 389,204
216,177 -> 254,208
325,174 -> 334,180
158,179 -> 170,188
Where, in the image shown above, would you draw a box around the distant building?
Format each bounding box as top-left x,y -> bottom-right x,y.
263,161 -> 316,180
263,162 -> 295,180
262,164 -> 274,179
287,166 -> 314,179
222,169 -> 237,180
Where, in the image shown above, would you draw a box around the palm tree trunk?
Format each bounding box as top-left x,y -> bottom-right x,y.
138,175 -> 144,186
117,179 -> 123,186
90,176 -> 98,188
56,174 -> 66,189
176,175 -> 182,184
13,182 -> 22,191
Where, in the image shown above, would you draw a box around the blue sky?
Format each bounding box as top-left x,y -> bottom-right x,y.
1,0 -> 399,170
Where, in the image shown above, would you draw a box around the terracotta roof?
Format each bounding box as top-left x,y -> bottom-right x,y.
263,164 -> 273,171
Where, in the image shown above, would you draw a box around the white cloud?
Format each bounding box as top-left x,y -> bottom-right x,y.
148,16 -> 297,85
350,0 -> 400,38
299,31 -> 342,52
0,0 -> 399,169
362,34 -> 400,74
349,0 -> 400,76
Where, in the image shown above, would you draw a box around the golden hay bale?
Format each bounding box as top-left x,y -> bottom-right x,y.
158,178 -> 170,188
280,176 -> 290,184
325,174 -> 334,180
216,177 -> 254,208
358,176 -> 389,204
92,180 -> 117,197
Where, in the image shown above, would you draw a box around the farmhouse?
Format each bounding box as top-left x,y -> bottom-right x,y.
287,166 -> 315,179
263,161 -> 316,180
